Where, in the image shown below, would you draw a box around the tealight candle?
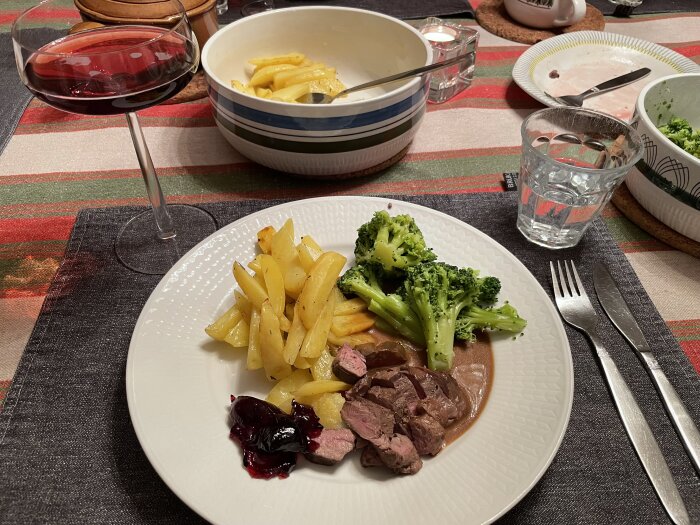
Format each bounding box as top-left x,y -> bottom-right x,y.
418,17 -> 479,104
423,28 -> 456,44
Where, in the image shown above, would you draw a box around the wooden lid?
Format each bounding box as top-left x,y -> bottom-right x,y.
75,0 -> 211,21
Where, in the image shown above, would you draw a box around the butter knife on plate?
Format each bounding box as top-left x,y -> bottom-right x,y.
593,262 -> 700,476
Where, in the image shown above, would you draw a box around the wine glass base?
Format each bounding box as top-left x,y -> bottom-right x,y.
115,204 -> 218,275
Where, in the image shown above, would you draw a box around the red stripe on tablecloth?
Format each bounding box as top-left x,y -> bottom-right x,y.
19,102 -> 211,125
680,340 -> 700,375
0,216 -> 75,243
671,44 -> 700,58
476,49 -> 527,61
452,84 -> 532,100
0,9 -> 75,24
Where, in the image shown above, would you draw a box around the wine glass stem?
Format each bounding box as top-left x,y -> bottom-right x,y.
125,112 -> 176,240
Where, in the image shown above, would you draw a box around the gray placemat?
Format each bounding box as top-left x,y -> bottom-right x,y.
0,33 -> 32,156
219,0 -> 474,23
0,193 -> 698,524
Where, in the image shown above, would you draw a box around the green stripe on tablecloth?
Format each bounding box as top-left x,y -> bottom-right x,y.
0,155 -> 520,208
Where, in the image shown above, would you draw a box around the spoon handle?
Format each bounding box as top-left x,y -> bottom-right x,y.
579,67 -> 651,99
337,42 -> 477,98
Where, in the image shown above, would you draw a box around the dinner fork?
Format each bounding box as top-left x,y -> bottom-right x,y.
550,260 -> 690,525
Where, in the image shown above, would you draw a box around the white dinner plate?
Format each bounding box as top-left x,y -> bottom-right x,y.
126,196 -> 574,525
512,31 -> 700,122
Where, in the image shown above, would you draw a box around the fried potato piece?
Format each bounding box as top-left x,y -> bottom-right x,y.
249,52 -> 306,68
205,305 -> 242,341
266,368 -> 313,413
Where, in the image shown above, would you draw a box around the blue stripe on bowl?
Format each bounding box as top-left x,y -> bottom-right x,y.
209,83 -> 427,132
213,104 -> 426,154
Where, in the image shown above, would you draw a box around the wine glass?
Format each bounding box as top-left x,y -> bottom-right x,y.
11,0 -> 218,275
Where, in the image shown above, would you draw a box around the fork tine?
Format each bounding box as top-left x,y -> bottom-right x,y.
550,261 -> 562,300
556,260 -> 570,297
569,261 -> 586,297
563,260 -> 578,296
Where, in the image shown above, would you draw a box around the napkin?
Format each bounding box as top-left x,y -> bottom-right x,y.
0,193 -> 698,524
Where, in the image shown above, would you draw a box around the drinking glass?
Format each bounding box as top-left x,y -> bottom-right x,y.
517,107 -> 643,249
12,0 -> 217,275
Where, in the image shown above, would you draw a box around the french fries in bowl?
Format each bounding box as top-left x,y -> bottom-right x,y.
200,6 -> 432,177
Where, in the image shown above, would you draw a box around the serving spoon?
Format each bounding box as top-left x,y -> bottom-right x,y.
301,50 -> 475,104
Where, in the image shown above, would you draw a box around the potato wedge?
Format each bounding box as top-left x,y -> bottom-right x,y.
271,219 -> 296,269
233,261 -> 268,311
257,225 -> 276,254
297,251 -> 347,329
259,300 -> 291,381
246,308 -> 263,370
269,82 -> 312,103
283,302 -> 306,365
327,331 -> 376,347
249,63 -> 297,87
249,52 -> 306,68
293,379 -> 350,399
310,392 -> 346,429
260,254 -> 285,317
334,297 -> 368,316
331,311 -> 375,337
234,290 -> 253,323
299,291 -> 336,358
311,346 -> 336,381
205,305 -> 242,341
266,368 -> 312,413
224,318 -> 249,348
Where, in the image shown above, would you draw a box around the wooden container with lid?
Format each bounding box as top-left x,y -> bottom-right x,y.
74,0 -> 218,50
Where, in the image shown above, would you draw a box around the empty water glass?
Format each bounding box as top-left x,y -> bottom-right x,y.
517,107 -> 643,249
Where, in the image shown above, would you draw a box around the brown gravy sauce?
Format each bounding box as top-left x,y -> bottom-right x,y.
369,330 -> 494,446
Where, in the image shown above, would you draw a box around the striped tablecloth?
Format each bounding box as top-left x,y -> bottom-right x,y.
1,5 -> 699,410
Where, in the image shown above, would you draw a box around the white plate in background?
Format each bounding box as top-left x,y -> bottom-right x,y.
513,31 -> 700,122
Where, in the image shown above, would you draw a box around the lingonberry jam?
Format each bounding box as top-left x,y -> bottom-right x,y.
229,395 -> 322,479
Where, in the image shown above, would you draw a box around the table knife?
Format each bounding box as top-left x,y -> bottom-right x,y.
593,262 -> 700,477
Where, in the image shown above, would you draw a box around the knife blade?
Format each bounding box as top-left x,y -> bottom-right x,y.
593,262 -> 700,477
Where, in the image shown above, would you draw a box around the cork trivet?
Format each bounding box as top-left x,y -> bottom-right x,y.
164,70 -> 208,105
475,0 -> 604,44
612,182 -> 700,258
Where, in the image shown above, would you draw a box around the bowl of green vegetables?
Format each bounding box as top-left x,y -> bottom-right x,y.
627,73 -> 700,242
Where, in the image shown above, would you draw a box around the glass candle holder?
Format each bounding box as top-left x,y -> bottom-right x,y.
419,17 -> 479,104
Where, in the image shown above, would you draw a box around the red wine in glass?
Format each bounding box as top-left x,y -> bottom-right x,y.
13,0 -> 218,275
24,26 -> 196,116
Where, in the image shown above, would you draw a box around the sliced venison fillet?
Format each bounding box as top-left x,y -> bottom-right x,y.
408,413 -> 445,456
356,341 -> 407,369
373,433 -> 422,475
305,428 -> 356,466
332,344 -> 367,384
340,397 -> 395,440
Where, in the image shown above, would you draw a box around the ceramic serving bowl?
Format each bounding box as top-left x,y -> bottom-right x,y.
201,6 -> 432,177
627,73 -> 700,242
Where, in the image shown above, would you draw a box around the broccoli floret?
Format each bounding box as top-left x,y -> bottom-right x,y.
402,262 -> 480,371
354,211 -> 436,277
455,303 -> 527,342
337,264 -> 425,345
659,117 -> 700,159
476,275 -> 501,305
